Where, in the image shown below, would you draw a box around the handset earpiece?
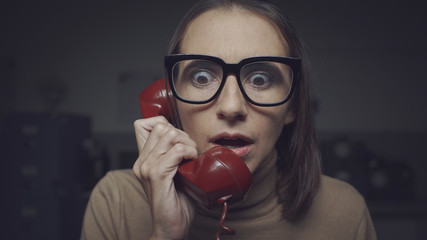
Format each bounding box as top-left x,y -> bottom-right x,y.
139,78 -> 181,128
139,78 -> 171,120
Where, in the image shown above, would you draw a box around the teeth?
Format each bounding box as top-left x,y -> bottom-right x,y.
224,145 -> 238,149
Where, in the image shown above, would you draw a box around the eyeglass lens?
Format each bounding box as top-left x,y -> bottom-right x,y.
171,59 -> 293,104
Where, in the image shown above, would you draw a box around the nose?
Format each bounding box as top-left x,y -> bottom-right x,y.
215,75 -> 248,121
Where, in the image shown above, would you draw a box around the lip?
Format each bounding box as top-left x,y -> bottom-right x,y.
209,132 -> 254,158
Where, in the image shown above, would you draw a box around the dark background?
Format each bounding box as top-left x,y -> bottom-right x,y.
1,0 -> 426,239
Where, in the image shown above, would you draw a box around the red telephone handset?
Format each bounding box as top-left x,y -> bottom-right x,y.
139,78 -> 252,205
139,79 -> 252,238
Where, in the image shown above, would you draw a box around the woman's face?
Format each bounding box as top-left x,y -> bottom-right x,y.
176,8 -> 294,173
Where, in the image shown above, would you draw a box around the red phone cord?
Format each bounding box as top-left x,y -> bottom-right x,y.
215,195 -> 235,240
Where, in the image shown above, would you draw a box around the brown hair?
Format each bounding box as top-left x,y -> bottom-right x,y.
167,0 -> 321,221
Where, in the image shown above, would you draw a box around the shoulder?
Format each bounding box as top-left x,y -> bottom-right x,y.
100,169 -> 140,186
319,175 -> 365,206
82,169 -> 153,239
94,169 -> 149,205
300,175 -> 376,239
313,175 -> 366,218
99,169 -> 142,190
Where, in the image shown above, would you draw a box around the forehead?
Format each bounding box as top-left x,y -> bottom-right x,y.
180,8 -> 289,63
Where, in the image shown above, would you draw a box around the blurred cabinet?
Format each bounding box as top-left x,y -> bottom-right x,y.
319,133 -> 427,240
1,112 -> 91,240
371,204 -> 427,240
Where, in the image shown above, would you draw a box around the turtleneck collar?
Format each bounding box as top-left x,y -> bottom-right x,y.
196,150 -> 282,220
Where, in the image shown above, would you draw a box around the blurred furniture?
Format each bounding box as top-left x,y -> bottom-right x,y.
319,132 -> 427,240
1,112 -> 91,240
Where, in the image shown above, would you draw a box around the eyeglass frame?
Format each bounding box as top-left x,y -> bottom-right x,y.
164,54 -> 301,107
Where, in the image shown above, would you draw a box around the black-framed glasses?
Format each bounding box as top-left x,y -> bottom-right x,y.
164,54 -> 301,107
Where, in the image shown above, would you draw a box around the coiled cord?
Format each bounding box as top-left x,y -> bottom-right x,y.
215,195 -> 235,240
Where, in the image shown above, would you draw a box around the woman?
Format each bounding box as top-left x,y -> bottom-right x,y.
81,0 -> 376,239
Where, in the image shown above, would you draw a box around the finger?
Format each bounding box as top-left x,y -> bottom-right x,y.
133,125 -> 196,181
134,116 -> 169,154
149,143 -> 198,181
137,126 -> 196,179
143,123 -> 196,158
133,124 -> 168,179
133,143 -> 197,197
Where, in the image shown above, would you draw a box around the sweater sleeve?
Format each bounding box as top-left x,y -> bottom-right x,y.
80,172 -> 122,240
354,203 -> 377,240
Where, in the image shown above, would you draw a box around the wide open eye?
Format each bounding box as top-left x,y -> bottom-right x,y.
179,60 -> 221,89
191,70 -> 217,88
172,59 -> 222,101
240,61 -> 293,104
245,72 -> 272,89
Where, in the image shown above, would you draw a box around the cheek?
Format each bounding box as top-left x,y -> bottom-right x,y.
256,106 -> 290,143
181,116 -> 200,137
176,103 -> 207,141
257,117 -> 285,145
178,108 -> 195,133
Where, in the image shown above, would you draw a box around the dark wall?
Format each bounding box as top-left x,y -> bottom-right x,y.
1,0 -> 426,132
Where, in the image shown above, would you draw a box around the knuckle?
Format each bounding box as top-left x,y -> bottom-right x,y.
132,156 -> 142,176
133,156 -> 153,180
166,128 -> 180,139
133,119 -> 147,130
132,165 -> 142,179
171,143 -> 194,157
139,164 -> 152,179
152,123 -> 168,133
173,143 -> 186,154
133,119 -> 142,127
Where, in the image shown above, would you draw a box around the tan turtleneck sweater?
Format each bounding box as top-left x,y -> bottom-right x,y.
81,156 -> 376,240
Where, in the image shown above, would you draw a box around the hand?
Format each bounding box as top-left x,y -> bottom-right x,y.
133,116 -> 198,240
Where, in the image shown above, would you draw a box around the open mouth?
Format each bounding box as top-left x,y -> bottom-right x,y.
213,135 -> 254,150
210,133 -> 254,157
